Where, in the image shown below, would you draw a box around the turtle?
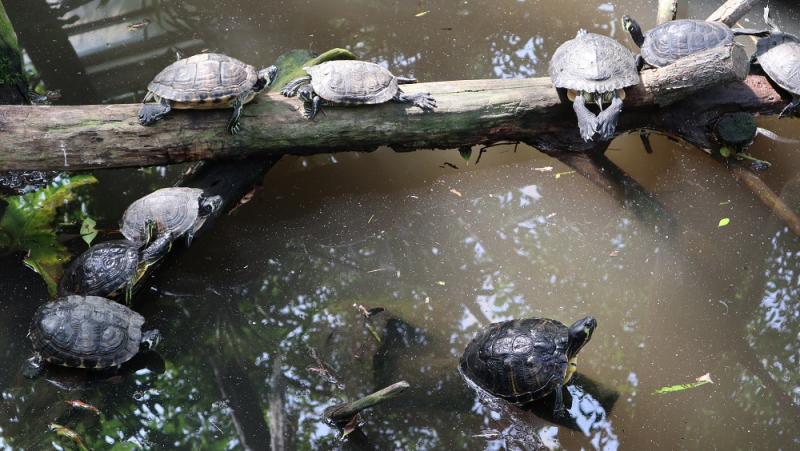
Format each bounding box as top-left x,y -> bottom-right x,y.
459,316 -> 597,416
549,30 -> 640,141
58,221 -> 172,303
279,60 -> 437,119
121,187 -> 222,247
23,295 -> 161,378
622,15 -> 770,69
138,53 -> 278,134
755,7 -> 800,118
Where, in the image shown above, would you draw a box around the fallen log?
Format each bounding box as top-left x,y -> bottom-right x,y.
0,42 -> 788,171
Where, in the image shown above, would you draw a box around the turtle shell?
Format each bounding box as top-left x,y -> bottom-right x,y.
146,53 -> 258,109
641,19 -> 734,67
549,30 -> 639,94
28,296 -> 145,369
58,240 -> 140,299
756,31 -> 800,95
459,318 -> 570,404
121,187 -> 206,243
304,60 -> 399,105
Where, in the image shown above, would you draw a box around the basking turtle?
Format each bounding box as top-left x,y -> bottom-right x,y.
549,30 -> 640,141
459,316 -> 597,415
622,15 -> 769,68
755,7 -> 800,118
279,60 -> 437,119
138,53 -> 278,134
23,295 -> 161,378
121,187 -> 222,247
58,221 -> 172,303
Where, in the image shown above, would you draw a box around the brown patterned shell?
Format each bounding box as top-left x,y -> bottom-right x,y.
459,318 -> 569,404
641,20 -> 734,67
28,296 -> 145,369
304,60 -> 399,105
147,53 -> 258,108
121,187 -> 204,243
756,31 -> 800,95
549,30 -> 639,94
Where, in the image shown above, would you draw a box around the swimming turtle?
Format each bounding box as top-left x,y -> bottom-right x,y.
58,221 -> 172,303
121,187 -> 222,247
138,53 -> 278,134
549,30 -> 640,141
23,295 -> 161,378
459,316 -> 597,415
279,60 -> 437,119
622,15 -> 769,68
755,7 -> 800,118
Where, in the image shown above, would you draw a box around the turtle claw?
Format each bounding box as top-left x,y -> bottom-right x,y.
596,94 -> 624,140
138,100 -> 171,125
398,92 -> 437,111
572,95 -> 599,141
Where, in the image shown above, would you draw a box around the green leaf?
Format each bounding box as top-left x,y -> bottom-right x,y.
0,174 -> 98,296
81,217 -> 98,246
718,218 -> 730,227
459,148 -> 472,164
719,146 -> 731,158
415,11 -> 430,17
555,171 -> 576,179
652,380 -> 711,395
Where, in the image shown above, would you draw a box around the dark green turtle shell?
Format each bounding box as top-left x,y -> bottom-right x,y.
146,53 -> 258,109
121,187 -> 211,244
459,318 -> 570,404
304,60 -> 400,105
549,31 -> 639,95
28,296 -> 145,369
756,31 -> 800,95
58,240 -> 141,299
640,20 -> 736,67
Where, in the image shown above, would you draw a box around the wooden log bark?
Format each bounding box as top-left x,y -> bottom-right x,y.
657,0 -> 678,24
707,0 -> 763,27
0,44 -> 786,171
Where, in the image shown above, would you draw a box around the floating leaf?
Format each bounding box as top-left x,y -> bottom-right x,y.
718,218 -> 730,227
0,174 -> 98,296
415,11 -> 430,17
459,148 -> 472,163
719,146 -> 731,158
555,171 -> 576,179
436,281 -> 445,286
719,200 -> 730,205
80,216 -> 98,246
652,373 -> 713,395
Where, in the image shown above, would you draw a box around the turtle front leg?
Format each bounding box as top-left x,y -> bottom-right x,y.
572,94 -> 599,142
596,91 -> 624,141
395,91 -> 437,111
22,354 -> 43,379
138,98 -> 172,125
553,386 -> 567,418
779,94 -> 800,118
280,76 -> 312,97
227,91 -> 253,134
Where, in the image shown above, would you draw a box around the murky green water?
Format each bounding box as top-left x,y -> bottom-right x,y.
2,0 -> 800,449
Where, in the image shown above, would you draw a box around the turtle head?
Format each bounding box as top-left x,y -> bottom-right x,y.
297,84 -> 315,103
255,65 -> 279,92
622,15 -> 645,48
198,194 -> 223,217
566,316 -> 597,359
22,354 -> 43,379
141,329 -> 162,352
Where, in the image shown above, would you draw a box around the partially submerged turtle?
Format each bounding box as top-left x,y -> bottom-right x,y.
23,295 -> 161,378
138,53 -> 278,134
279,60 -> 437,119
622,16 -> 769,68
755,7 -> 800,118
459,316 -> 597,415
121,187 -> 222,247
58,221 -> 172,303
549,30 -> 640,141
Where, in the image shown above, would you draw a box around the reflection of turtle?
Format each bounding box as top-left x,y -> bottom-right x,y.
138,53 -> 278,134
121,187 -> 222,247
459,316 -> 597,415
280,60 -> 437,119
549,30 -> 639,141
23,295 -> 161,378
756,7 -> 800,118
622,16 -> 769,68
58,221 -> 172,303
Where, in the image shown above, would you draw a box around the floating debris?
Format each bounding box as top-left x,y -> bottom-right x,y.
128,19 -> 151,31
652,373 -> 714,395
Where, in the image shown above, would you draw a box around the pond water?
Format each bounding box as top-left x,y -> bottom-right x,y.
2,0 -> 800,449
